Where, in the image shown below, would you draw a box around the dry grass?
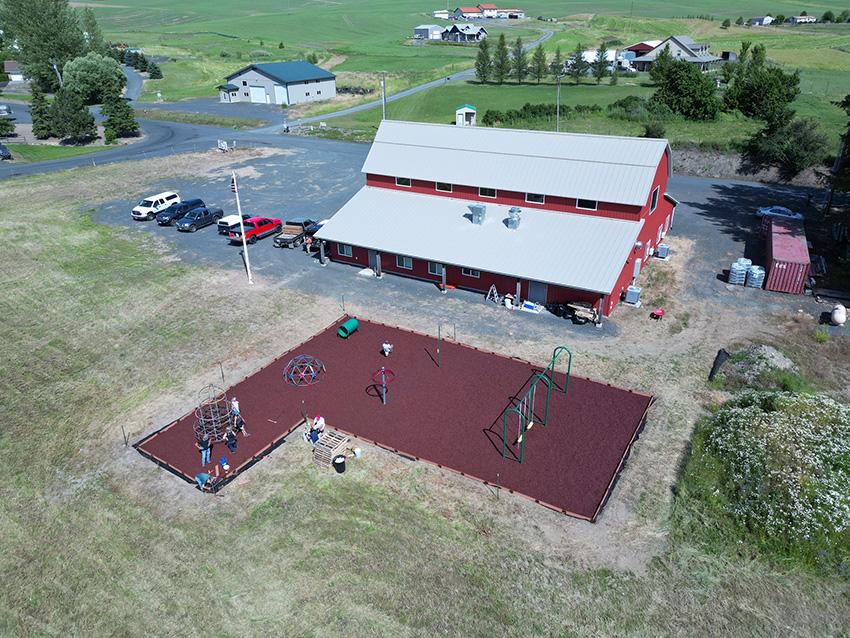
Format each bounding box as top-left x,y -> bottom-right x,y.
0,154 -> 848,636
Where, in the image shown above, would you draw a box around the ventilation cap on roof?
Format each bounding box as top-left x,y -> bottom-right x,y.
506,207 -> 521,230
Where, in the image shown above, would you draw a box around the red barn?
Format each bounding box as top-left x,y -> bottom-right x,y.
315,121 -> 677,319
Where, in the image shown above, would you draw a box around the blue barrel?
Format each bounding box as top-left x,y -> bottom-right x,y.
337,317 -> 359,338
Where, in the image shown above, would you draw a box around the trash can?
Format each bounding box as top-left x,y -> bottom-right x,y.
333,455 -> 346,473
337,318 -> 359,339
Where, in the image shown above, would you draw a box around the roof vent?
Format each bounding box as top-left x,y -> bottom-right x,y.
507,207 -> 522,230
469,203 -> 486,225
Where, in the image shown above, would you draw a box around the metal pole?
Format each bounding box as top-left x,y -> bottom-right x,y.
218,361 -> 225,385
341,294 -> 345,313
120,423 -> 128,446
381,367 -> 387,405
437,324 -> 441,368
232,172 -> 254,285
556,75 -> 561,132
381,72 -> 387,120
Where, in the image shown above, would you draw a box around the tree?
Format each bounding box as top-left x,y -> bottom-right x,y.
735,16 -> 744,25
124,50 -> 137,68
821,10 -> 835,22
653,60 -> 720,120
511,37 -> 527,83
102,89 -> 138,138
63,51 -> 126,104
493,34 -> 510,84
724,42 -> 799,126
775,14 -> 786,24
81,7 -> 105,53
0,0 -> 86,91
591,44 -> 609,84
609,67 -> 618,85
839,9 -> 850,22
744,118 -> 828,179
135,52 -> 148,72
278,41 -> 284,49
549,45 -> 563,77
567,43 -> 588,84
474,38 -> 491,83
643,121 -> 666,138
0,115 -> 14,137
827,94 -> 850,199
530,44 -> 546,84
649,43 -> 674,84
722,18 -> 731,28
49,87 -> 96,143
29,85 -> 53,138
147,60 -> 162,79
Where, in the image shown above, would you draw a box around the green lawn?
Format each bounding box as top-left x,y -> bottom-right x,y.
4,143 -> 112,163
134,108 -> 266,129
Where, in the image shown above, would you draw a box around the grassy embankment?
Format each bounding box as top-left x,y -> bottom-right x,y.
134,108 -> 266,129
4,143 -> 112,162
0,154 -> 848,635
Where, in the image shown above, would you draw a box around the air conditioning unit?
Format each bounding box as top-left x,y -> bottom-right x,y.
656,243 -> 670,259
469,203 -> 485,225
624,286 -> 642,305
506,207 -> 521,229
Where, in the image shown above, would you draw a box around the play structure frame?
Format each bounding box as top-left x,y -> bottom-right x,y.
502,346 -> 572,463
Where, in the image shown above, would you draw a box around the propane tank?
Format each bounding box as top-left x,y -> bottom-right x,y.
831,303 -> 847,326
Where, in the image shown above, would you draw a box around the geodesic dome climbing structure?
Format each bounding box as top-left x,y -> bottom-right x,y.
283,354 -> 326,387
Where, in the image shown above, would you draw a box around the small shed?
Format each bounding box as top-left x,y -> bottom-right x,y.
455,104 -> 476,126
765,218 -> 810,294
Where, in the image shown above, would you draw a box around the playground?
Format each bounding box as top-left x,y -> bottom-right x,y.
135,317 -> 652,521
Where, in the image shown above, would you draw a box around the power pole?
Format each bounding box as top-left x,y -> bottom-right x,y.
381,72 -> 387,120
556,74 -> 561,132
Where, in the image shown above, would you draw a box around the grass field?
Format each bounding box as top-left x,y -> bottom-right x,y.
134,108 -> 266,129
1,153 -> 849,635
4,143 -> 112,162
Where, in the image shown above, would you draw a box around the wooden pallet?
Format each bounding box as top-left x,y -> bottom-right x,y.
313,431 -> 350,469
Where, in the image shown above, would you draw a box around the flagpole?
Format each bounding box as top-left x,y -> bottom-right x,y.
232,171 -> 254,285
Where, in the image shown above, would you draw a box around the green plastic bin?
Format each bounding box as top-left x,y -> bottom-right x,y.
337,317 -> 359,338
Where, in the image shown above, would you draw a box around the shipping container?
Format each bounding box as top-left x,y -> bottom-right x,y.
765,218 -> 810,295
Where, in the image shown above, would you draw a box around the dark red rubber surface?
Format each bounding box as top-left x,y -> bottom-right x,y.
136,317 -> 652,521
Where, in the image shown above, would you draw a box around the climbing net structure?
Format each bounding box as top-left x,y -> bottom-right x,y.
283,354 -> 327,387
193,384 -> 233,443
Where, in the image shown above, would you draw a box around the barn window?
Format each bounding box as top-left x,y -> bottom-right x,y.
577,198 -> 597,211
305,92 -> 310,96
337,243 -> 353,257
242,80 -> 247,86
396,255 -> 413,270
525,193 -> 545,204
436,182 -> 452,192
479,187 -> 496,198
461,268 -> 480,278
244,92 -> 249,97
428,262 -> 443,276
395,177 -> 412,187
650,186 -> 659,213
317,90 -> 321,95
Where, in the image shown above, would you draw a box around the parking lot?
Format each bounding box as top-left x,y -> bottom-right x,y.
96,146 -> 832,344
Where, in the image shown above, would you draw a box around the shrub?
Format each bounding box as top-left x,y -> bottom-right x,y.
219,50 -> 230,58
705,393 -> 850,547
643,121 -> 666,138
814,327 -> 830,343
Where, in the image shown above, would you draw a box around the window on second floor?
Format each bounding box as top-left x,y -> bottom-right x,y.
576,199 -> 598,211
525,193 -> 545,204
650,186 -> 659,213
436,182 -> 452,192
395,177 -> 412,187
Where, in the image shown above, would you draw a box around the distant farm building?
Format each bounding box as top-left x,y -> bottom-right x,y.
3,60 -> 23,82
750,15 -> 774,26
631,36 -> 721,72
219,61 -> 336,106
432,9 -> 450,19
414,24 -> 445,40
787,15 -> 817,24
315,120 -> 677,320
443,23 -> 488,42
452,6 -> 483,19
624,40 -> 662,56
450,4 -> 524,19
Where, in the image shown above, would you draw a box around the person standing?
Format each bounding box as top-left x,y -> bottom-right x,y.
231,397 -> 250,436
196,434 -> 212,466
225,427 -> 238,454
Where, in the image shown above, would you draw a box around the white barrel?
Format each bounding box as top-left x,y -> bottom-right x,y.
832,304 -> 847,326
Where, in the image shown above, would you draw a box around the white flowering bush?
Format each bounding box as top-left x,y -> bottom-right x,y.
706,392 -> 850,543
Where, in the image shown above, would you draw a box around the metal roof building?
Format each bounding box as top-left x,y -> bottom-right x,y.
220,60 -> 336,106
315,120 -> 677,320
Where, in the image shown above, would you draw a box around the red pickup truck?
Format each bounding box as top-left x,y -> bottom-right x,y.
228,216 -> 282,244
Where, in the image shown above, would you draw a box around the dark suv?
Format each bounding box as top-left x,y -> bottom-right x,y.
156,198 -> 205,226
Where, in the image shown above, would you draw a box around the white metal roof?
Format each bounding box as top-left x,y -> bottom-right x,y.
315,187 -> 643,294
362,120 -> 670,207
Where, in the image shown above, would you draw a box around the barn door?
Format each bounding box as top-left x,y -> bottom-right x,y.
632,258 -> 642,281
249,85 -> 266,103
527,281 -> 548,304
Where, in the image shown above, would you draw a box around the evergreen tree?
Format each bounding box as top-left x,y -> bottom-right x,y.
493,34 -> 510,84
278,41 -> 284,49
567,43 -> 588,85
649,43 -> 674,85
821,10 -> 835,22
81,7 -> 105,53
609,67 -> 619,85
722,18 -> 731,28
549,45 -> 563,77
147,60 -> 163,79
591,44 -> 609,84
102,90 -> 139,138
29,85 -> 54,138
474,38 -> 491,83
50,87 -> 96,143
735,16 -> 744,25
124,50 -> 137,68
531,44 -> 547,83
136,52 -> 148,72
511,37 -> 527,83
0,115 -> 14,137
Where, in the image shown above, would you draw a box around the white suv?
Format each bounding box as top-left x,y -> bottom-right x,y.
132,191 -> 180,221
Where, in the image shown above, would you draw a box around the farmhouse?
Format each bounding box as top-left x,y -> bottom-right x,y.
750,15 -> 774,26
787,15 -> 817,24
315,121 -> 676,319
414,24 -> 445,40
219,60 -> 336,105
443,23 -> 488,42
631,35 -> 721,72
3,60 -> 23,82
